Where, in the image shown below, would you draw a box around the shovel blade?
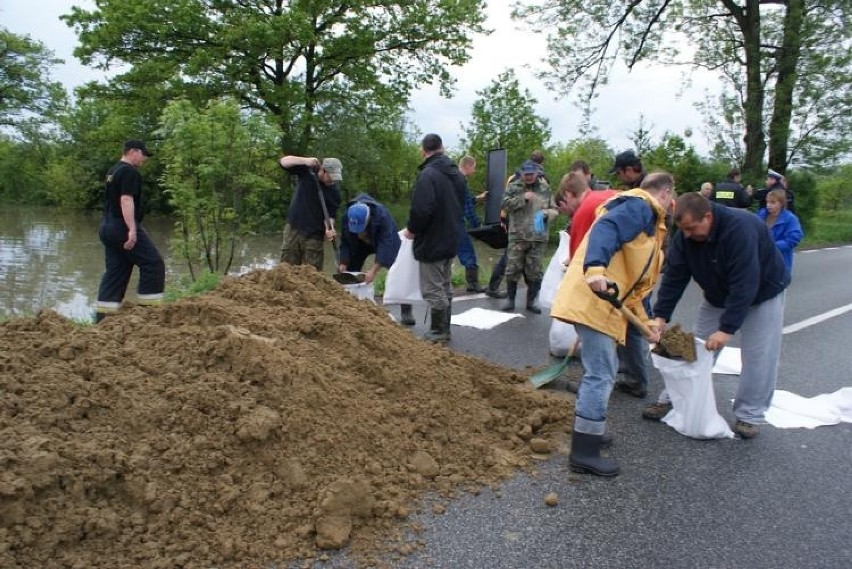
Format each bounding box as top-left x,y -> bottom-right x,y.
529,360 -> 568,389
332,272 -> 366,285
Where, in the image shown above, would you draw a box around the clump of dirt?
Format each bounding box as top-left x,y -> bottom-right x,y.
653,323 -> 697,362
0,264 -> 572,568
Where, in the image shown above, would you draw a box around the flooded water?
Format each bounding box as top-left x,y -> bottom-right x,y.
0,207 -> 284,321
0,207 -> 510,321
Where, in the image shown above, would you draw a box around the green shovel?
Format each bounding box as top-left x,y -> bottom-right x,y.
529,338 -> 580,389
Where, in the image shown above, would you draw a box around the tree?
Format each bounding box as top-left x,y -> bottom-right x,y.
158,99 -> 281,278
63,0 -> 486,152
513,1 -> 852,180
460,69 -> 552,190
0,28 -> 67,132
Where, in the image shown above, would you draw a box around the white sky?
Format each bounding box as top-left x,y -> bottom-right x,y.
3,0 -> 721,155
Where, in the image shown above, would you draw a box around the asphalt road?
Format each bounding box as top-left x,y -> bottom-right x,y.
323,245 -> 852,568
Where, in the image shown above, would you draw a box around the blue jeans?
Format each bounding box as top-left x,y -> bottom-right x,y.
456,225 -> 478,269
574,323 -> 618,434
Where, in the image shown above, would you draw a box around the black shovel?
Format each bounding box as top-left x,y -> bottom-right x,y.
315,178 -> 365,285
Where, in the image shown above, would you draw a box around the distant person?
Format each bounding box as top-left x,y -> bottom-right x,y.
501,160 -> 558,314
757,189 -> 804,274
457,155 -> 486,293
699,182 -> 713,198
508,149 -> 550,185
551,172 -> 675,477
278,155 -> 342,271
484,209 -> 510,299
570,159 -> 602,191
339,194 -> 415,325
752,169 -> 794,213
610,150 -> 646,190
710,168 -> 751,208
404,134 -> 466,343
647,193 -> 791,439
95,140 -> 165,323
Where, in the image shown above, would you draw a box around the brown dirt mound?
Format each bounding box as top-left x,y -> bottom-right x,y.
0,264 -> 572,568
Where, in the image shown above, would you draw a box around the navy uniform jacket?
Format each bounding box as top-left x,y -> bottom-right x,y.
653,203 -> 790,334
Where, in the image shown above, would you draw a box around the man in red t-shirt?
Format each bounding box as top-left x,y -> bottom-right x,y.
555,171 -> 618,260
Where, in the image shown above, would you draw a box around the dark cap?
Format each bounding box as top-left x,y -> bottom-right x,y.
124,139 -> 152,157
521,160 -> 539,174
609,150 -> 640,173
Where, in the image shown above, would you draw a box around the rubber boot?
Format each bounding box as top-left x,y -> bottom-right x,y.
399,304 -> 415,326
465,266 -> 486,293
569,426 -> 620,477
485,273 -> 507,298
444,298 -> 453,340
423,308 -> 450,343
526,280 -> 542,314
94,312 -> 107,324
501,281 -> 518,312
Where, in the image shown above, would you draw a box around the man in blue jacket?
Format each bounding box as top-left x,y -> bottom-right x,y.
339,194 -> 414,325
646,193 -> 791,439
404,133 -> 465,342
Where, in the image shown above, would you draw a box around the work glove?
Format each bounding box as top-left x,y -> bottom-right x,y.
533,210 -> 547,234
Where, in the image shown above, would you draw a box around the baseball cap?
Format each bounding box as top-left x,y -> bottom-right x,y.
347,203 -> 370,233
322,158 -> 343,182
521,160 -> 539,174
124,139 -> 152,157
609,150 -> 640,173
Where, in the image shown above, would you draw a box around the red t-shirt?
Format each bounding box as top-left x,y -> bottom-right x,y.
569,190 -> 618,258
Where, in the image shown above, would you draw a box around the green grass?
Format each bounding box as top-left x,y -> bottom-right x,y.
803,209 -> 852,248
163,270 -> 222,302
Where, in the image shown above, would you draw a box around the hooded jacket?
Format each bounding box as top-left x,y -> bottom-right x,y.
551,189 -> 668,345
406,153 -> 465,262
757,207 -> 804,273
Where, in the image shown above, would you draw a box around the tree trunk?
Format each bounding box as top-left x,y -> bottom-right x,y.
767,0 -> 805,174
739,0 -> 767,181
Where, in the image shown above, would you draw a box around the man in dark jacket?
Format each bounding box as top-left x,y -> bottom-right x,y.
710,168 -> 751,208
646,194 -> 791,439
404,133 -> 465,342
339,193 -> 414,325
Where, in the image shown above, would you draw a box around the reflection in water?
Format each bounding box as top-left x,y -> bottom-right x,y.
0,207 -> 510,321
0,207 -> 283,320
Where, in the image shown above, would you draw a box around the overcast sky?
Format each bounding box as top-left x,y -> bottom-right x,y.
4,1 -> 721,155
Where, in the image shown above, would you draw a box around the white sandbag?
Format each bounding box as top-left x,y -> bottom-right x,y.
382,231 -> 425,305
539,230 -> 570,309
549,319 -> 578,357
342,281 -> 376,303
652,339 -> 734,439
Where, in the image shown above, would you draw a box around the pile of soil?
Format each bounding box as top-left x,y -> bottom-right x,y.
0,264 -> 572,568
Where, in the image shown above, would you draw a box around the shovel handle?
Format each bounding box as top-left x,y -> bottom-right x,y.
314,177 -> 341,265
593,281 -> 654,339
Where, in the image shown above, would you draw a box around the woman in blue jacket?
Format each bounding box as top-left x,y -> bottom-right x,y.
757,189 -> 804,274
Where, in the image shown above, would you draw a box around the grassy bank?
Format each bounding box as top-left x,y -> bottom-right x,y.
802,209 -> 852,248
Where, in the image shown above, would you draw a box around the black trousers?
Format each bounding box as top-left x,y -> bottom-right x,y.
96,219 -> 165,313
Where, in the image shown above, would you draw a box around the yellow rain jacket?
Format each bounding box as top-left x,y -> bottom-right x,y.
550,189 -> 668,345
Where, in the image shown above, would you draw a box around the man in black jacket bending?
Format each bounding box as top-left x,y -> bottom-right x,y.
404,133 -> 465,342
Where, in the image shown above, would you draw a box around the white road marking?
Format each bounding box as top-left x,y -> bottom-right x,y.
783,304 -> 852,335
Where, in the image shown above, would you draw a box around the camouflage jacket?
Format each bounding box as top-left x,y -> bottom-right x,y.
501,177 -> 558,242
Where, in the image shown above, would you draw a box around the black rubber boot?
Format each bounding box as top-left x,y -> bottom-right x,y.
526,280 -> 542,314
501,281 -> 518,312
94,312 -> 107,324
399,304 -> 415,326
423,309 -> 450,343
569,430 -> 620,477
465,267 -> 486,293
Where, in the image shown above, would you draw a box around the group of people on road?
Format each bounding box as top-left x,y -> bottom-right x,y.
95,138 -> 803,481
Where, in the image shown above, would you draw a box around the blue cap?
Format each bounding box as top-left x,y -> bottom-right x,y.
521,160 -> 539,174
347,203 -> 370,233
